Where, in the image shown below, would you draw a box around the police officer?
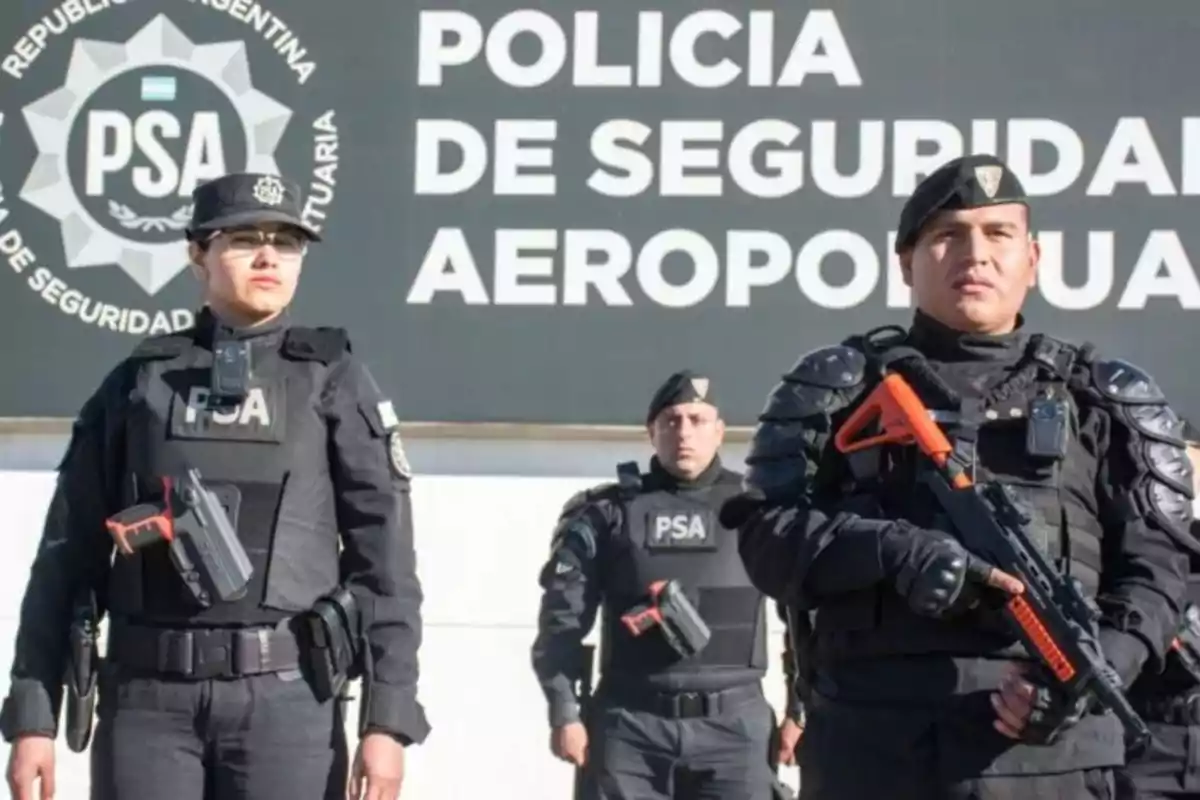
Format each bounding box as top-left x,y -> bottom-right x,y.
1,173 -> 430,800
721,154 -> 1195,799
532,371 -> 778,800
1117,417 -> 1200,800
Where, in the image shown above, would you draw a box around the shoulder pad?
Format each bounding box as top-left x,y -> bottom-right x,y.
761,344 -> 868,422
558,482 -> 618,518
1091,358 -> 1166,404
784,344 -> 867,389
283,327 -> 351,363
129,332 -> 191,360
1141,437 -> 1198,555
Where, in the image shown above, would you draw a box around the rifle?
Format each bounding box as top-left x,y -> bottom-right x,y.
104,468 -> 253,607
63,590 -> 100,753
833,371 -> 1151,749
574,644 -> 595,800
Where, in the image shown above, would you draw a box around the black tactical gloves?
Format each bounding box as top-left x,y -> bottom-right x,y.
882,525 -> 998,618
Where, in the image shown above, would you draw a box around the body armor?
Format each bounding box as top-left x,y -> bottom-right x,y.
749,330 -> 1193,663
600,464 -> 768,691
108,326 -> 348,627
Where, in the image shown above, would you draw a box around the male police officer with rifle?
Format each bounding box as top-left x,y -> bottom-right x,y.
1117,417 -> 1200,799
722,154 -> 1195,799
532,372 -> 780,800
2,173 -> 430,800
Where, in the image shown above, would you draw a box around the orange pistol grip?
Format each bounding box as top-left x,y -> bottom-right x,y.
105,513 -> 173,551
622,608 -> 661,636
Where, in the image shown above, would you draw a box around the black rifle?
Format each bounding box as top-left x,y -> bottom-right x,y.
834,371 -> 1151,750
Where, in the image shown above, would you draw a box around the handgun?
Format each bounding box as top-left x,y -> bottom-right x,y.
105,468 -> 253,607
621,579 -> 711,658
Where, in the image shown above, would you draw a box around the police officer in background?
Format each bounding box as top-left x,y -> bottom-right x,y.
722,154 -> 1194,799
1117,418 -> 1200,800
2,173 -> 430,800
532,372 -> 778,800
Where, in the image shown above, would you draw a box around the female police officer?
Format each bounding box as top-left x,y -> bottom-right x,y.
2,172 -> 429,800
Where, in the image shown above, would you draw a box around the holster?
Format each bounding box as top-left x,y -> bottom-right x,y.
573,645 -> 595,800
299,587 -> 362,703
63,593 -> 101,753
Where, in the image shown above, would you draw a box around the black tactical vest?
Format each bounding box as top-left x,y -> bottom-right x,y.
599,462 -> 768,691
107,325 -> 347,627
818,336 -> 1107,659
915,338 -> 1102,594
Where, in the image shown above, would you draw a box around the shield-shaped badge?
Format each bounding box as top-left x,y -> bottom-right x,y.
689,377 -> 710,400
974,165 -> 1003,199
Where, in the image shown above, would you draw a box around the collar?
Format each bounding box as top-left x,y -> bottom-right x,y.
647,454 -> 724,491
194,305 -> 289,348
906,309 -> 1028,363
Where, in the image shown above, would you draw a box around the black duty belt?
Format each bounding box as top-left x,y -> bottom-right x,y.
1132,692 -> 1200,726
108,620 -> 302,680
602,682 -> 761,719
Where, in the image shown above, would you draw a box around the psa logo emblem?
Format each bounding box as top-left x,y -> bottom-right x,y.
0,9 -> 340,335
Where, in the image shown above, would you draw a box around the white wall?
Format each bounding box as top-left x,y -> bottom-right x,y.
0,432 -> 798,799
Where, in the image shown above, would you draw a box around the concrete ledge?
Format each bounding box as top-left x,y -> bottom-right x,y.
0,418 -> 757,442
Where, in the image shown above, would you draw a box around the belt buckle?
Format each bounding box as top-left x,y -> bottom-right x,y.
677,691 -> 706,718
188,629 -> 232,680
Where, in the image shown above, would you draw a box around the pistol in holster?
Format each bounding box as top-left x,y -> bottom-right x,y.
104,469 -> 254,608
63,591 -> 101,753
1171,603 -> 1200,683
300,587 -> 363,703
620,579 -> 711,659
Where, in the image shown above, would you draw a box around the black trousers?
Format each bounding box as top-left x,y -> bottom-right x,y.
799,691 -> 1115,800
89,667 -> 349,800
584,687 -> 776,800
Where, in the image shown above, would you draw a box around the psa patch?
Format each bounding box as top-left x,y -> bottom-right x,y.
646,510 -> 717,551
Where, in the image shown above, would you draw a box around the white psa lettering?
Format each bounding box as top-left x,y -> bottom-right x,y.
654,514 -> 707,542
184,387 -> 271,426
85,110 -> 226,199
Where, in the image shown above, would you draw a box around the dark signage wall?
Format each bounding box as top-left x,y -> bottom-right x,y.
1,1 -> 1197,425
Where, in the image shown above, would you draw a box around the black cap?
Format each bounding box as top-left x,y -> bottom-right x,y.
646,370 -> 717,424
186,172 -> 321,242
895,154 -> 1029,253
